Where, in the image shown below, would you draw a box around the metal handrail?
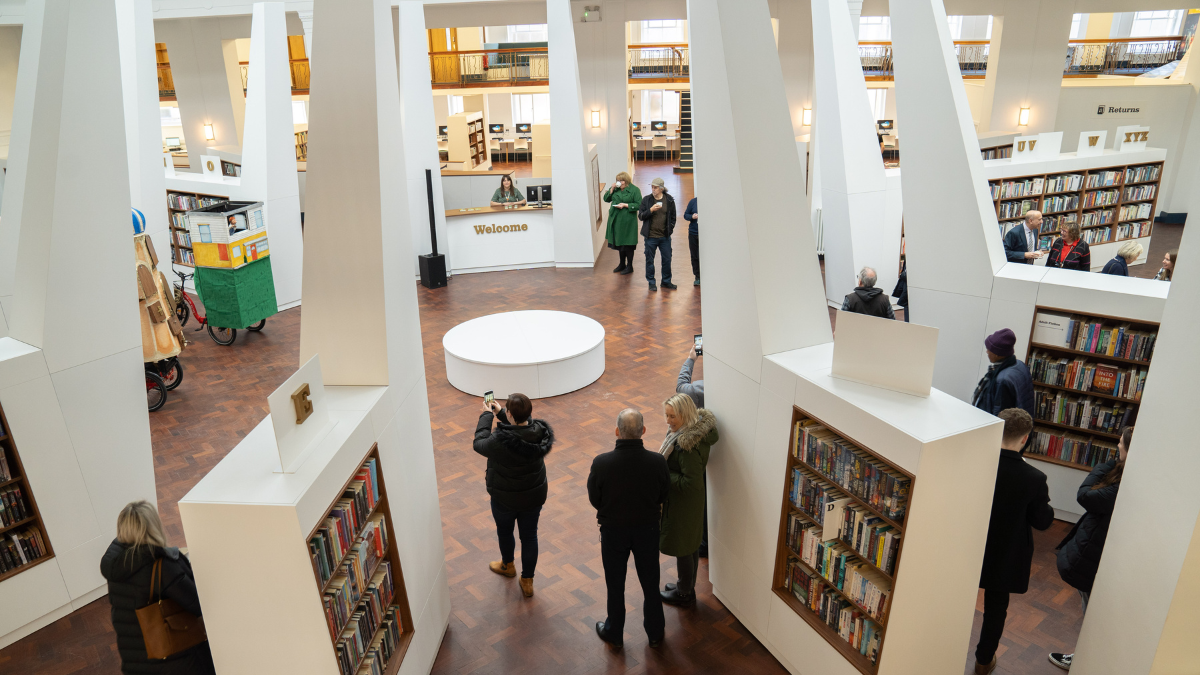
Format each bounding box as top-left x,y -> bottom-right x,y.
628,44 -> 690,80
236,58 -> 310,94
428,47 -> 549,88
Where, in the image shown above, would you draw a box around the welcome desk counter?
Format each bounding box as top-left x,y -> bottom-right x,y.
444,204 -> 554,274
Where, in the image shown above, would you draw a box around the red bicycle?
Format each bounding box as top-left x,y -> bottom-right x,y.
173,270 -> 264,346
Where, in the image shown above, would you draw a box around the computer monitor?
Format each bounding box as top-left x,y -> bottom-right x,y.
651,120 -> 666,132
526,185 -> 552,204
877,120 -> 894,130
516,123 -> 532,134
489,124 -> 504,134
165,137 -> 180,147
632,121 -> 642,131
438,125 -> 448,135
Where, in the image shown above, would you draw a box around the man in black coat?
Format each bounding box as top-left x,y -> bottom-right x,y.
973,328 -> 1035,418
841,267 -> 896,319
1003,211 -> 1047,264
973,409 -> 1054,675
473,392 -> 554,598
587,408 -> 670,647
637,177 -> 678,291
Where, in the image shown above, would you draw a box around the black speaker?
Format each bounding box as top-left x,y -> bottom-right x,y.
420,253 -> 447,289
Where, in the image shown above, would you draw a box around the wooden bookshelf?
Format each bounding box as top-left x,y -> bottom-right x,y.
1025,306 -> 1157,471
772,407 -> 914,675
447,111 -> 486,169
981,144 -> 1012,160
306,445 -> 414,675
296,130 -> 308,161
989,160 -> 1161,253
166,190 -> 228,268
0,401 -> 55,583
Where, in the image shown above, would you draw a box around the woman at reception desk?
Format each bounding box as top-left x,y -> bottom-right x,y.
490,175 -> 527,207
442,170 -> 554,275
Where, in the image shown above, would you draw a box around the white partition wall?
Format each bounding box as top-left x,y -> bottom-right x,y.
574,0 -> 631,182
240,2 -> 304,311
0,0 -> 157,648
776,0 -> 815,140
977,0 -> 1074,134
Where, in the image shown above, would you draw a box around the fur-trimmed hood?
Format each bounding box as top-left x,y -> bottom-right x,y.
676,409 -> 718,452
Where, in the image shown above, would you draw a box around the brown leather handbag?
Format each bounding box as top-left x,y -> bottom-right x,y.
134,558 -> 208,659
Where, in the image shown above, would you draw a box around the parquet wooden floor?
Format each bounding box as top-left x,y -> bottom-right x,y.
2,162 -> 1175,675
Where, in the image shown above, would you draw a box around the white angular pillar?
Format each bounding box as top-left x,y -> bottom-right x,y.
978,1 -> 1074,134
546,0 -> 597,266
812,0 -> 902,307
575,0 -> 631,181
777,0 -> 816,139
240,2 -> 304,311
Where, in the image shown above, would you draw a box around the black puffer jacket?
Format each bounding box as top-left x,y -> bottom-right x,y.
473,411 -> 555,511
1056,460 -> 1121,593
100,540 -> 215,675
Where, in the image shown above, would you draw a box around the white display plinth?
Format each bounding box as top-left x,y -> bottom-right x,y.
443,311 -> 605,399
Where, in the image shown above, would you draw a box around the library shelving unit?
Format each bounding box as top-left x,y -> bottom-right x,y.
296,130 -> 308,161
981,144 -> 1012,160
447,111 -> 487,170
166,190 -> 228,268
772,406 -> 914,675
0,402 -> 53,583
1024,306 -> 1157,472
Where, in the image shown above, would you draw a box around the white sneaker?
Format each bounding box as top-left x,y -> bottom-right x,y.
1048,652 -> 1072,670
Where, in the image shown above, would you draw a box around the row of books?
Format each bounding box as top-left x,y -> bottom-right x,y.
1086,170 -> 1123,188
335,577 -> 399,675
790,468 -> 838,521
0,526 -> 47,573
1045,173 -> 1084,193
1084,189 -> 1120,208
0,485 -> 30,527
173,230 -> 192,248
1041,213 -> 1076,234
311,459 -> 383,586
1029,350 -> 1148,401
322,517 -> 389,639
1119,202 -> 1153,222
837,505 -> 901,576
0,447 -> 13,482
170,212 -> 189,229
1080,227 -> 1112,245
787,516 -> 890,620
1029,427 -> 1118,467
1033,390 -> 1134,436
786,562 -> 882,664
1042,195 -> 1079,214
981,146 -> 1012,160
1125,164 -> 1161,184
998,199 -> 1037,219
993,178 -> 1044,199
353,606 -> 404,675
1116,221 -> 1152,240
175,249 -> 195,266
1123,184 -> 1156,202
795,420 -> 910,521
1071,320 -> 1157,362
1081,209 -> 1114,227
167,193 -> 225,211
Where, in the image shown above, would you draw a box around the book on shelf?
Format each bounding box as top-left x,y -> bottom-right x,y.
786,560 -> 883,664
998,199 -> 1039,219
1081,209 -> 1114,227
1029,350 -> 1148,400
1123,185 -> 1156,202
0,447 -> 11,482
1116,221 -> 1152,240
1033,390 -> 1134,435
1083,189 -> 1120,208
1029,427 -> 1118,467
1081,227 -> 1112,245
173,230 -> 192,247
997,177 -> 1044,199
0,526 -> 47,573
1046,174 -> 1084,193
310,463 -> 383,587
1070,320 -> 1156,361
1125,164 -> 1161,183
0,485 -> 29,526
1118,203 -> 1152,221
354,607 -> 405,675
796,421 -> 910,521
1086,170 -> 1122,188
1042,194 -> 1079,213
176,249 -> 195,266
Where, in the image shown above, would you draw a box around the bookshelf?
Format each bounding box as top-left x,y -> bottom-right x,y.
1025,306 -> 1157,471
772,406 -> 914,675
166,190 -> 228,268
296,130 -> 308,161
447,111 -> 486,170
981,144 -> 1012,160
0,400 -> 54,583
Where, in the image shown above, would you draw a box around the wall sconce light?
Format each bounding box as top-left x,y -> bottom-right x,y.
204,123 -> 215,141
1018,107 -> 1030,127
802,108 -> 812,126
591,110 -> 601,128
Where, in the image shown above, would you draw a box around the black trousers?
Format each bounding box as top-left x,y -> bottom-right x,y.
491,499 -> 541,579
974,589 -> 1010,664
600,524 -> 665,640
688,232 -> 700,278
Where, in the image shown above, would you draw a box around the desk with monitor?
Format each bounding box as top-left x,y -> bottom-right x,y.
632,120 -> 679,160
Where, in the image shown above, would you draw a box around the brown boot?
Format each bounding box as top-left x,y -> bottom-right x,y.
519,577 -> 534,597
974,656 -> 997,675
489,561 -> 516,578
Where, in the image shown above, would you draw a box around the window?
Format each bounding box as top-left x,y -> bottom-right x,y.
1070,13 -> 1086,40
160,105 -> 181,126
946,15 -> 963,40
859,16 -> 891,41
865,88 -> 887,121
1130,10 -> 1185,37
512,93 -> 550,123
640,90 -> 681,125
640,19 -> 685,43
448,95 -> 464,115
292,100 -> 308,125
509,24 -> 547,43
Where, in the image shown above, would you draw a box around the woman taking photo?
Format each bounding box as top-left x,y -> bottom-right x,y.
1047,426 -> 1133,670
1154,249 -> 1178,281
1046,221 -> 1091,272
603,172 -> 641,274
658,393 -> 718,606
1099,241 -> 1143,276
490,174 -> 526,207
100,501 -> 215,675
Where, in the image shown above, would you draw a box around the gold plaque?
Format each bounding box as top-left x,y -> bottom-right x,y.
291,383 -> 314,424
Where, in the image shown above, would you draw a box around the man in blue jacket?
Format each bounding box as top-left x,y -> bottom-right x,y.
683,197 -> 699,285
972,328 -> 1035,417
1002,211 -> 1047,264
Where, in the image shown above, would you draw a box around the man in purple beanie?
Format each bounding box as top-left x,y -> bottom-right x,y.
972,328 -> 1035,418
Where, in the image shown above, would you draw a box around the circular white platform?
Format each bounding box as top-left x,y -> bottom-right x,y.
443,311 -> 606,399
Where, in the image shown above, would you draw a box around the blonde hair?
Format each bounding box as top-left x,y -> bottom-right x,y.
1118,241 -> 1144,261
117,500 -> 167,553
615,171 -> 633,186
664,393 -> 699,431
1061,221 -> 1082,242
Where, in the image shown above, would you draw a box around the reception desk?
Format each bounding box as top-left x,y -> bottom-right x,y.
445,204 -> 554,275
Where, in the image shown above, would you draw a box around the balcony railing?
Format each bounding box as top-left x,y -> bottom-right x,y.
859,40 -> 989,79
428,47 -> 549,89
238,59 -> 311,94
628,43 -> 689,81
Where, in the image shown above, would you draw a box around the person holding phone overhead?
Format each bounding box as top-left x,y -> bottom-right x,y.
638,177 -> 677,291
603,171 -> 641,275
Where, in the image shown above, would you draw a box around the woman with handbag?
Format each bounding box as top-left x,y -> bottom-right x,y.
100,500 -> 215,675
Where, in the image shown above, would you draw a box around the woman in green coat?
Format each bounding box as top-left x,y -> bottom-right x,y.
658,392 -> 718,605
603,171 -> 641,274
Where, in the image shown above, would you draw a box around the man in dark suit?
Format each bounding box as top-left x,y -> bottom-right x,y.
973,408 -> 1054,675
587,409 -> 670,648
1003,211 -> 1047,264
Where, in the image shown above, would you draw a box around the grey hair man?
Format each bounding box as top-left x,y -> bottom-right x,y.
841,266 -> 896,319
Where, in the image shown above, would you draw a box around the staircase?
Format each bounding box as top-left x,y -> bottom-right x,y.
674,90 -> 693,174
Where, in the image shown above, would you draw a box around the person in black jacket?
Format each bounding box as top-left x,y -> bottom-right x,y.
973,409 -> 1054,675
973,328 -> 1035,418
100,500 -> 215,675
1048,426 -> 1132,671
588,408 -> 670,647
891,260 -> 909,322
637,177 -> 677,291
473,392 -> 554,598
841,267 -> 896,319
1046,222 -> 1091,272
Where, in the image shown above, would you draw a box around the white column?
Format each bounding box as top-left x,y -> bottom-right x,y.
0,26 -> 22,333
241,2 -> 303,311
777,0 -> 815,139
977,0 -> 1074,133
575,0 -> 631,181
396,1 -> 450,274
116,0 -> 170,279
546,0 -> 597,266
1164,42 -> 1200,213
846,0 -> 863,40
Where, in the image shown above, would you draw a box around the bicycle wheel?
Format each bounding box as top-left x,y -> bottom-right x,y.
208,325 -> 237,346
146,371 -> 167,412
160,358 -> 184,391
248,319 -> 266,332
175,295 -> 190,327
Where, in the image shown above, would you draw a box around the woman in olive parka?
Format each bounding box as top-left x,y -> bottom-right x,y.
657,392 -> 718,605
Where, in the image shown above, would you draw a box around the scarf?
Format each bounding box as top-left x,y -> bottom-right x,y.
973,355 -> 1016,406
659,428 -> 684,461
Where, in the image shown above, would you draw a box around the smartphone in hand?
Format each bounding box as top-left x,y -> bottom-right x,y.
484,390 -> 495,405
694,334 -> 703,356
